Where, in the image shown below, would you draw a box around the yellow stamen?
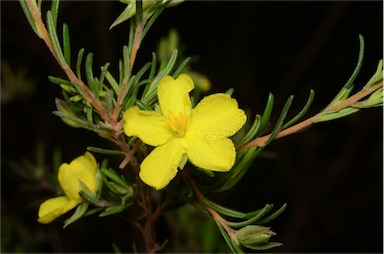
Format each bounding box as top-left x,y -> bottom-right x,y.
167,111 -> 188,137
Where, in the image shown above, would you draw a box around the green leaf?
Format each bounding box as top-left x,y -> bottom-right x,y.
49,76 -> 72,86
85,52 -> 96,93
265,95 -> 294,146
37,0 -> 42,10
258,93 -> 274,136
148,52 -> 157,81
99,203 -> 132,217
63,202 -> 89,228
225,88 -> 234,96
196,167 -> 215,177
118,59 -> 124,85
226,204 -> 272,228
257,203 -> 287,225
79,190 -> 103,208
19,0 -> 41,37
52,111 -> 109,132
100,168 -> 129,189
141,49 -> 178,105
328,86 -> 354,106
135,99 -> 152,110
342,34 -> 365,91
136,62 -> 152,81
215,146 -> 262,192
158,57 -> 168,73
215,222 -> 244,254
123,96 -> 136,110
84,207 -> 103,217
104,89 -> 115,113
87,146 -> 125,156
141,6 -> 165,41
76,48 -> 85,80
282,89 -> 315,129
367,59 -> 383,87
99,63 -> 110,93
55,98 -> 82,128
62,23 -> 71,65
122,45 -> 130,81
50,0 -> 59,29
86,106 -> 93,122
70,80 -> 88,102
242,241 -> 283,251
127,18 -> 136,55
236,114 -> 261,147
316,107 -> 360,123
204,199 -> 248,219
106,71 -> 120,95
46,10 -> 66,65
69,94 -> 82,102
110,3 -> 136,30
173,57 -> 191,78
135,0 -> 143,26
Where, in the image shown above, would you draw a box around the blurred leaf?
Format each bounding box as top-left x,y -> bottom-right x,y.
63,202 -> 89,228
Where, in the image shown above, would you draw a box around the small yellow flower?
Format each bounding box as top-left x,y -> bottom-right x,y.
38,152 -> 98,224
123,74 -> 246,190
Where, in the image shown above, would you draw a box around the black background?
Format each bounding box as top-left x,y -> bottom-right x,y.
1,1 -> 383,253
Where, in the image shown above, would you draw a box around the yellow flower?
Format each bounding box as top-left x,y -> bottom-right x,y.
38,152 -> 98,224
123,74 -> 246,190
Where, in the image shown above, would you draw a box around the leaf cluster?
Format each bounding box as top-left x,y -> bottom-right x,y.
209,201 -> 287,253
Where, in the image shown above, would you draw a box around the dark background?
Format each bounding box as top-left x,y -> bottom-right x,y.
1,1 -> 383,253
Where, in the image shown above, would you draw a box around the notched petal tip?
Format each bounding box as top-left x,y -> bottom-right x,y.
158,74 -> 194,117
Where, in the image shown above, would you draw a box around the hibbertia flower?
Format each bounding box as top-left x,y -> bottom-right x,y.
38,152 -> 99,224
123,74 -> 246,190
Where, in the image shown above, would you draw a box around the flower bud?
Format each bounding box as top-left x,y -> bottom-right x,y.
55,98 -> 81,128
236,225 -> 274,245
235,225 -> 282,250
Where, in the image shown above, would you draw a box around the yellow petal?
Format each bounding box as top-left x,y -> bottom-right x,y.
184,131 -> 236,172
58,152 -> 98,202
37,196 -> 78,224
139,139 -> 185,190
189,93 -> 246,137
123,106 -> 173,146
158,74 -> 194,117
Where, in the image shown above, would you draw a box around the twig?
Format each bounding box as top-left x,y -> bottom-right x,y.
112,21 -> 145,124
239,81 -> 383,150
185,171 -> 236,235
25,0 -> 112,125
25,0 -> 144,170
119,140 -> 142,169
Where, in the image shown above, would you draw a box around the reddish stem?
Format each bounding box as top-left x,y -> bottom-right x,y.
112,21 -> 144,124
25,0 -> 112,125
184,171 -> 236,236
240,81 -> 383,150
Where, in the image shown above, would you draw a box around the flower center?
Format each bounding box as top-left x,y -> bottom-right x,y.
167,111 -> 189,137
